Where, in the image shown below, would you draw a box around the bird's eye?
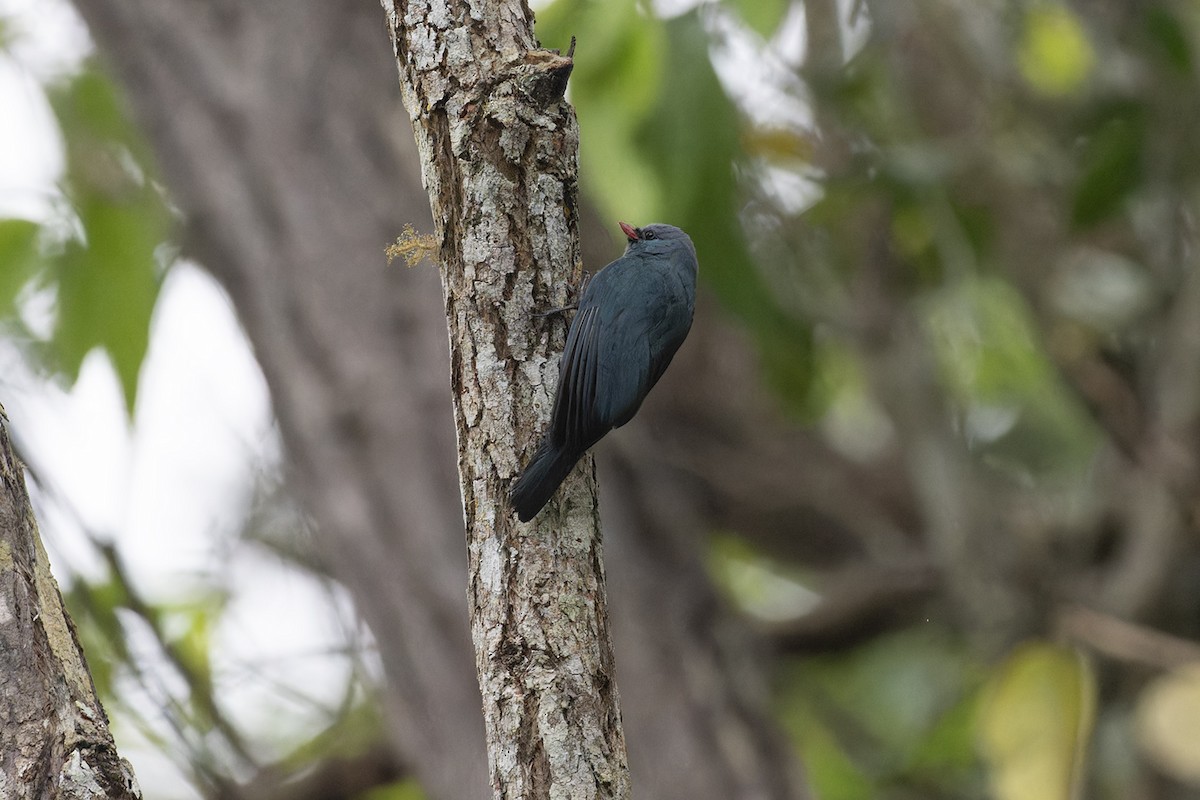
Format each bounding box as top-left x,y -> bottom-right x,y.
643,230 -> 656,240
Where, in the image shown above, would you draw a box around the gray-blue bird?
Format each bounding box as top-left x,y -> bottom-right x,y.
510,221 -> 698,522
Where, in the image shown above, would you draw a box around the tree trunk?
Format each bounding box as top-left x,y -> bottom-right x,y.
380,3 -> 630,797
68,1 -> 811,797
0,403 -> 141,800
71,2 -> 492,796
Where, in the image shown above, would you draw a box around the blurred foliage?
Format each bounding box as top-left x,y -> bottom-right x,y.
1136,664 -> 1200,786
7,0 -> 1200,798
541,0 -> 1200,798
537,0 -> 816,413
727,0 -> 790,40
359,781 -> 429,800
0,61 -> 169,413
977,643 -> 1095,800
922,276 -> 1099,476
777,627 -> 982,798
60,527 -> 391,797
708,534 -> 820,621
64,547 -> 243,772
1018,5 -> 1095,97
0,218 -> 41,315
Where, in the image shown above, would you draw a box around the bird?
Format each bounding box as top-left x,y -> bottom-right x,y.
510,221 -> 698,522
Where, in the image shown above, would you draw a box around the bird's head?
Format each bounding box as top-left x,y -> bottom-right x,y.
618,221 -> 697,265
619,221 -> 688,243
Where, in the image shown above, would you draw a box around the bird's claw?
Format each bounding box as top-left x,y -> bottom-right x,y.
533,271 -> 590,319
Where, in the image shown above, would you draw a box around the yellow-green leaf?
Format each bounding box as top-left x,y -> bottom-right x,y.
1018,6 -> 1095,96
1136,662 -> 1200,787
977,641 -> 1095,800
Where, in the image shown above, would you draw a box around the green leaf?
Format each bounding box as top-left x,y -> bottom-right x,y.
0,218 -> 41,316
796,716 -> 876,800
807,629 -> 974,754
54,199 -> 161,409
640,12 -> 815,411
977,641 -> 1095,800
360,779 -> 429,800
924,277 -> 1098,475
1071,104 -> 1145,228
730,0 -> 791,39
173,605 -> 214,690
47,65 -> 170,413
51,68 -> 157,170
778,628 -> 980,795
1144,8 -> 1192,73
63,573 -> 135,703
907,691 -> 983,783
537,0 -> 667,223
707,535 -> 818,621
539,4 -> 815,411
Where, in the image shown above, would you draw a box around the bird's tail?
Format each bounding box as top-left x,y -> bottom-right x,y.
510,438 -> 580,522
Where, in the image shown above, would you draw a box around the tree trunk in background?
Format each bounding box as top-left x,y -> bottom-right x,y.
381,1 -> 629,797
68,0 -> 810,797
0,404 -> 141,800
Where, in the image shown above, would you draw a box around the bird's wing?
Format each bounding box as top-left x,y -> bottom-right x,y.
550,246 -> 696,441
551,303 -> 603,450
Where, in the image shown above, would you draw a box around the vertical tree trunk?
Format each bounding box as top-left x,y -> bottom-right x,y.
0,404 -> 141,800
380,4 -> 629,798
70,2 -> 809,797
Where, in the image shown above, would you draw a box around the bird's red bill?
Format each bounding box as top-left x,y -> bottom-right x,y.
619,221 -> 638,241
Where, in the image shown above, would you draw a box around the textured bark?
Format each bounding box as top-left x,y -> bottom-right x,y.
0,404 -> 141,800
68,1 -> 810,798
69,3 -> 491,797
381,3 -> 629,797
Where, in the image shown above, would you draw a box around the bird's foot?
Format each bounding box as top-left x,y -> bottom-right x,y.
533,303 -> 577,318
533,271 -> 590,318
